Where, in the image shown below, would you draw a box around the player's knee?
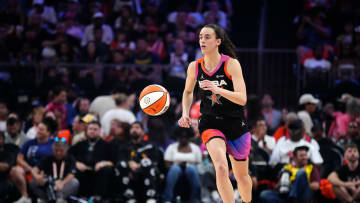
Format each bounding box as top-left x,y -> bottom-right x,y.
214,163 -> 228,176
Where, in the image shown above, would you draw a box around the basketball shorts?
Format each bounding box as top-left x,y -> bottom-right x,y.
199,115 -> 251,161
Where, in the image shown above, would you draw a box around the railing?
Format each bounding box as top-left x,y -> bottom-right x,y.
0,49 -> 301,108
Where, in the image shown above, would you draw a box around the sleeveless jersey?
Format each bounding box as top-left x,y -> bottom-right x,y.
196,54 -> 245,118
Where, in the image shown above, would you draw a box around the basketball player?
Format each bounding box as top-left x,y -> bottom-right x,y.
178,24 -> 252,203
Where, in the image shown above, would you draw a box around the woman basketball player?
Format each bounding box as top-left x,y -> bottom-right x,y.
178,24 -> 252,203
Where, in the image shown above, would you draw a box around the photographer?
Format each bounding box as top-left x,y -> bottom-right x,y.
29,137 -> 78,203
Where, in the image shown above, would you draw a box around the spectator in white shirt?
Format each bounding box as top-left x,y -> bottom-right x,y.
269,119 -> 323,166
163,127 -> 202,202
101,93 -> 136,137
252,118 -> 276,155
81,12 -> 114,47
297,94 -> 319,137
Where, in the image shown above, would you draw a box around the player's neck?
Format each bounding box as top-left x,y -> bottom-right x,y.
204,52 -> 222,71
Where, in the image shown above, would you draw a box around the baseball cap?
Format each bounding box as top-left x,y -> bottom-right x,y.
93,12 -> 104,19
299,94 -> 319,105
337,93 -> 353,103
293,145 -> 309,155
80,113 -> 97,123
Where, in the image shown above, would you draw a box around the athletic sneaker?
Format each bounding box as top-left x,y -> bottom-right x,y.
13,196 -> 31,203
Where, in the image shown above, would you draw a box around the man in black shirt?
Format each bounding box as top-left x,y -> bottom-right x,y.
68,121 -> 115,199
29,137 -> 78,202
0,132 -> 18,202
113,121 -> 165,203
328,143 -> 360,202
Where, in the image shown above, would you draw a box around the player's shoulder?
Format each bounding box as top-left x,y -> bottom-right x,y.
227,57 -> 241,67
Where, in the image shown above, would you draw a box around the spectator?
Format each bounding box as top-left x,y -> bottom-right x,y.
164,38 -> 189,100
328,143 -> 360,202
337,120 -> 360,151
81,12 -> 114,47
130,39 -> 161,87
25,107 -> 45,139
297,93 -> 319,136
0,101 -> 8,132
68,121 -> 114,199
273,112 -> 298,142
46,86 -> 68,130
163,127 -> 202,202
261,94 -> 282,135
29,137 -> 79,202
105,119 -> 130,142
260,146 -> 320,203
269,119 -> 323,166
76,97 -> 91,116
311,124 -> 337,150
146,26 -> 166,61
4,114 -> 28,147
64,13 -> 83,40
296,10 -> 332,59
335,21 -> 354,56
0,132 -> 18,202
113,121 -> 164,202
71,114 -> 93,146
10,120 -> 53,203
28,0 -> 57,29
101,93 -> 136,138
252,118 -> 276,155
110,31 -> 136,57
203,0 -> 228,29
303,45 -> 332,71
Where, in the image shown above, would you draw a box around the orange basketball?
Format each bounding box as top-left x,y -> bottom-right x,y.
139,84 -> 170,116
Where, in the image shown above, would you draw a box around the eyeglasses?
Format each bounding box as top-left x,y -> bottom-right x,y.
54,137 -> 67,143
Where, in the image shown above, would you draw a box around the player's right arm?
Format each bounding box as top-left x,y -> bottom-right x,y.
178,61 -> 197,128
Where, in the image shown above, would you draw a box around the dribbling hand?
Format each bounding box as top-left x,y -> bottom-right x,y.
178,115 -> 191,128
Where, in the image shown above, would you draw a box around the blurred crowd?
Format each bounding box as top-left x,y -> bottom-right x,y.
0,0 -> 360,203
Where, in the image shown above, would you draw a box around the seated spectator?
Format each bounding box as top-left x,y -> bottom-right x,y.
113,121 -> 164,202
129,39 -> 161,86
0,101 -> 8,132
146,26 -> 166,61
328,143 -> 360,202
105,119 -> 130,142
68,121 -> 114,199
71,114 -> 92,146
29,137 -> 79,202
5,114 -> 28,147
303,45 -> 332,71
269,119 -> 323,167
260,146 -> 320,203
273,112 -> 298,142
252,118 -> 276,155
101,93 -> 136,138
311,124 -> 336,150
46,87 -> 68,130
337,120 -> 360,151
10,120 -> 53,203
26,107 -> 45,139
163,127 -> 202,202
110,31 -> 136,58
334,21 -> 354,56
28,0 -> 57,29
203,0 -> 228,30
261,94 -> 282,135
81,12 -> 114,47
296,10 -> 332,59
0,132 -> 18,202
297,93 -> 319,137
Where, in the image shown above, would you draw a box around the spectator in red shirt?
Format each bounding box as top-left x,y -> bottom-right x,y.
46,87 -> 68,130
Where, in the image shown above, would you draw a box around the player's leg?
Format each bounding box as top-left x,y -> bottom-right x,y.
204,129 -> 234,203
229,156 -> 252,203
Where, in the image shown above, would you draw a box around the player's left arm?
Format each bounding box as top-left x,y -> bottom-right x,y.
211,58 -> 247,106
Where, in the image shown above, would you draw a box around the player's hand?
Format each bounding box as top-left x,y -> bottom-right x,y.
178,115 -> 191,128
200,80 -> 220,94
